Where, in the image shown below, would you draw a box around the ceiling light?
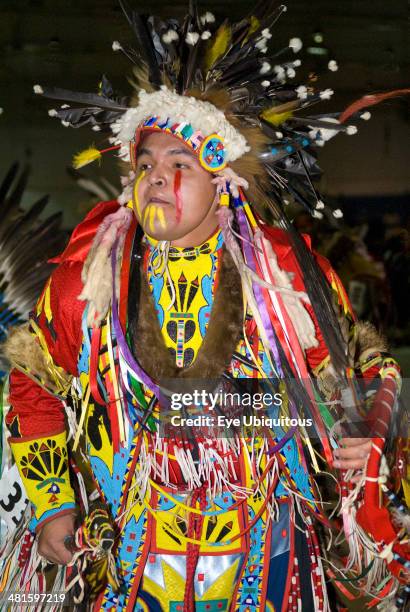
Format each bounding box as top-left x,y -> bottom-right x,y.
306,46 -> 328,56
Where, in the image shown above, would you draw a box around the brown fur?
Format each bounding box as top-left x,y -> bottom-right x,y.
354,320 -> 389,362
133,248 -> 244,380
3,324 -> 58,388
316,319 -> 389,398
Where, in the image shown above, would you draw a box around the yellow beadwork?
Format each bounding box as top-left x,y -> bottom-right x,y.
219,192 -> 230,207
147,230 -> 223,367
10,431 -> 75,522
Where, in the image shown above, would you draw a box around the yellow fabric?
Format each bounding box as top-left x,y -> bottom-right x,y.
10,430 -> 75,523
329,270 -> 352,316
147,230 -> 223,367
144,497 -> 243,553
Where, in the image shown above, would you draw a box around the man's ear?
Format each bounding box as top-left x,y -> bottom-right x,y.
210,189 -> 221,213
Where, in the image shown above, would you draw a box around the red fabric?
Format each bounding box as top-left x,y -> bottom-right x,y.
33,260 -> 85,375
355,376 -> 410,583
7,370 -> 67,437
356,435 -> 410,583
50,200 -> 120,264
261,224 -> 354,372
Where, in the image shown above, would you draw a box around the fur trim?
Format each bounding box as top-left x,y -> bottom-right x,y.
354,320 -> 388,363
133,248 -> 243,380
111,87 -> 250,163
2,324 -> 69,392
316,320 -> 389,398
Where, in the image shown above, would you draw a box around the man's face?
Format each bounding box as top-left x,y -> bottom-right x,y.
132,131 -> 218,243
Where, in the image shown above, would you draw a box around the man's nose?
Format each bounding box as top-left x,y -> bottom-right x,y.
148,171 -> 167,187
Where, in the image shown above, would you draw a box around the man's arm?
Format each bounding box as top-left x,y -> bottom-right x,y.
7,369 -> 76,530
5,260 -> 86,562
308,252 -> 401,471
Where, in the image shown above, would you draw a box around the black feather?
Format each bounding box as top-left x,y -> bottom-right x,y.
0,162 -> 19,207
118,1 -> 163,89
245,0 -> 284,23
54,107 -> 125,130
177,1 -> 198,93
5,164 -> 30,210
0,164 -> 66,343
38,86 -> 128,111
264,195 -> 349,375
0,196 -> 50,249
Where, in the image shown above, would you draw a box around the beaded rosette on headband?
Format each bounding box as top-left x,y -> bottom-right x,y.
31,0 -> 410,607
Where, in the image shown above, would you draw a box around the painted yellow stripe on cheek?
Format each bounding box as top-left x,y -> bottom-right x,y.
156,206 -> 166,229
132,170 -> 145,218
149,206 -> 156,233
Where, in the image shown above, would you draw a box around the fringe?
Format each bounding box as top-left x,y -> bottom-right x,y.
339,488 -> 400,596
140,431 -> 268,503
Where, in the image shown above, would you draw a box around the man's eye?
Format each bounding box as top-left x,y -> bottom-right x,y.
138,163 -> 151,171
175,162 -> 190,169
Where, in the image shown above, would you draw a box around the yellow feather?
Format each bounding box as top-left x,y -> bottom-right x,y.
260,101 -> 299,126
260,109 -> 293,126
204,22 -> 231,72
72,147 -> 102,169
243,16 -> 260,44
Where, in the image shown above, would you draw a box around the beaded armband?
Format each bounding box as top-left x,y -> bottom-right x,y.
9,430 -> 76,531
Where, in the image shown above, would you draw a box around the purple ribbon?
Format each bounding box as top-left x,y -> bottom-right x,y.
235,208 -> 301,435
110,241 -> 160,396
267,426 -> 297,455
236,208 -> 284,377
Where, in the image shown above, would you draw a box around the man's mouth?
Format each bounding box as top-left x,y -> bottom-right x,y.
148,196 -> 171,205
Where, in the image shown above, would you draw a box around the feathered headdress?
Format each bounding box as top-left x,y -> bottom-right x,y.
33,0 -> 371,217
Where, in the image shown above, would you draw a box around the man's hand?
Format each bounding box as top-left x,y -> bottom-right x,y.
37,512 -> 76,565
333,437 -> 372,477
